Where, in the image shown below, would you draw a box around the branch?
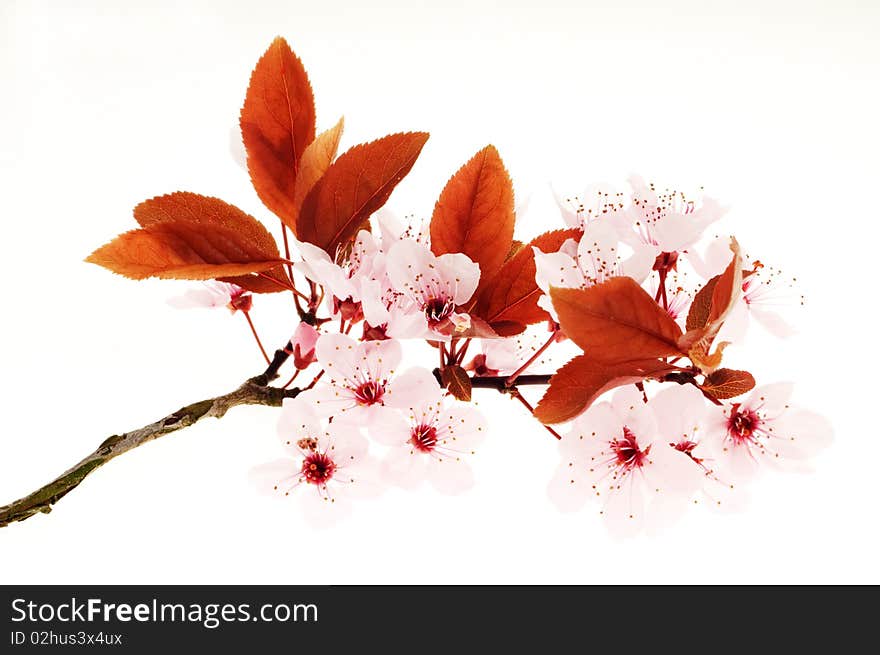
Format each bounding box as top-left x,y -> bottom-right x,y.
470,374 -> 552,389
0,379 -> 300,528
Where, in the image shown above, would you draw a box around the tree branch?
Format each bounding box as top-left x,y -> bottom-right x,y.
0,379 -> 300,528
0,367 -> 553,529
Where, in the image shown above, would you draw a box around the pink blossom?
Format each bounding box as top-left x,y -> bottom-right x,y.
249,396 -> 373,526
168,281 -> 253,313
690,236 -> 803,339
701,383 -> 833,483
385,239 -> 480,339
291,322 -> 319,370
298,334 -> 439,433
548,386 -> 703,537
623,175 -> 725,254
534,220 -> 654,320
373,381 -> 487,494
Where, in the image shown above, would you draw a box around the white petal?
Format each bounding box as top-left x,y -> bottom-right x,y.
315,333 -> 361,384
248,459 -> 298,496
361,338 -> 402,382
750,306 -> 798,338
360,278 -> 391,327
381,447 -> 428,489
426,456 -> 474,495
769,409 -> 833,459
650,384 -> 708,444
547,461 -> 592,513
366,407 -> 412,446
437,402 -> 487,450
384,367 -> 442,411
299,488 -> 352,528
746,382 -> 794,417
533,248 -> 583,293
438,252 -> 481,306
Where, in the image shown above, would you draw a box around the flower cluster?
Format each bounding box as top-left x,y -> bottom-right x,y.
87,36 -> 831,535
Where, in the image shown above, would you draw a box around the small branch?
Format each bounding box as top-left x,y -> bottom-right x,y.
0,380 -> 300,528
471,374 -> 552,389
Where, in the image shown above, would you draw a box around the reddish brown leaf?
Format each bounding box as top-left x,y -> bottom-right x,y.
220,266 -> 291,294
688,340 -> 730,374
296,132 -> 429,254
475,228 -> 581,328
686,275 -> 719,332
131,192 -> 289,292
709,237 -> 743,324
133,192 -> 280,252
86,223 -> 282,281
240,37 -> 316,224
534,355 -> 676,424
430,145 -> 515,296
679,237 -> 742,353
701,368 -> 756,399
288,116 -> 345,233
441,365 -> 472,402
550,278 -> 684,362
506,239 -> 525,261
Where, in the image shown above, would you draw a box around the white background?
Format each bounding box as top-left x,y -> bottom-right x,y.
1,0 -> 877,583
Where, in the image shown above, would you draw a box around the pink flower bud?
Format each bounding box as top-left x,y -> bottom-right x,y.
291,322 -> 319,370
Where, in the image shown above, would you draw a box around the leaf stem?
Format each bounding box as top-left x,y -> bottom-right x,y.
243,311 -> 271,364
505,329 -> 558,387
508,388 -> 562,440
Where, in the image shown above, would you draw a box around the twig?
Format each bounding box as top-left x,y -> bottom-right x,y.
0,380 -> 300,528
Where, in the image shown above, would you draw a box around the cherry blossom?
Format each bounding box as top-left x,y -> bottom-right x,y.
464,339 -> 520,377
385,238 -> 480,339
372,381 -> 487,494
168,281 -> 252,313
290,322 -> 319,370
548,386 -> 704,536
691,236 -> 803,339
298,333 -> 439,433
622,175 -> 725,255
701,383 -> 833,483
534,220 -> 653,320
552,183 -> 631,235
249,396 -> 372,526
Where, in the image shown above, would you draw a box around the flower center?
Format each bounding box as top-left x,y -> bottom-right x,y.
726,404 -> 761,445
353,380 -> 385,405
423,297 -> 454,326
409,424 -> 438,452
610,427 -> 649,472
301,452 -> 336,485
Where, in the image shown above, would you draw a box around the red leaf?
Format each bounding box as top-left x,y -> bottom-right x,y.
430,145 -> 515,296
89,193 -> 283,280
686,275 -> 719,332
133,192 -> 279,252
550,278 -> 684,362
287,117 -> 345,232
440,365 -> 472,401
534,355 -> 676,424
86,223 -> 282,281
240,37 -> 316,225
475,228 -> 581,328
679,237 -> 742,354
700,368 -> 756,399
296,132 -> 429,254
